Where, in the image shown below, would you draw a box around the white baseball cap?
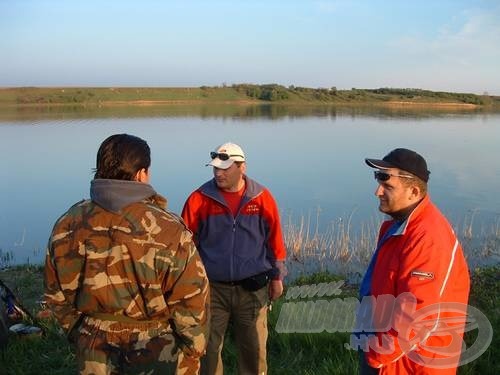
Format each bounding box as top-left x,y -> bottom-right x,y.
206,142 -> 246,169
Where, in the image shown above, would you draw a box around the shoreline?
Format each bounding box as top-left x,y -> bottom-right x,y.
0,99 -> 485,109
1,86 -> 498,109
381,100 -> 478,108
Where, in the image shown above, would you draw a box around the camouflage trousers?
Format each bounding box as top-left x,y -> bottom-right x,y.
75,315 -> 181,375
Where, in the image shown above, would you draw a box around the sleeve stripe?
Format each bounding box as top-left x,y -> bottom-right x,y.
440,238 -> 459,297
390,237 -> 460,364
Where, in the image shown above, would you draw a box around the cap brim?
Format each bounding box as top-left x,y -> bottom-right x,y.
206,158 -> 234,169
365,158 -> 394,169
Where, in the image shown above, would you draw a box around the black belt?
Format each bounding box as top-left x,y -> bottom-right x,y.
212,279 -> 243,286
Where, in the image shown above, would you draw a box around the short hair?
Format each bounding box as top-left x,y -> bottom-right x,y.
400,170 -> 427,196
94,134 -> 150,180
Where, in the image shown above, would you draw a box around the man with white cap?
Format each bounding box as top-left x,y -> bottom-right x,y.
182,142 -> 286,375
358,148 -> 470,375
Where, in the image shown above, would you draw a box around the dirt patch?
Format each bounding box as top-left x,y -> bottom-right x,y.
384,101 -> 478,108
101,99 -> 258,106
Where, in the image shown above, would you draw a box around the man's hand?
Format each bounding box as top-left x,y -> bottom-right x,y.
268,279 -> 284,301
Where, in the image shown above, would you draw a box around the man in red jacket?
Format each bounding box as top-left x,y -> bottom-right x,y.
182,142 -> 286,375
359,148 -> 470,374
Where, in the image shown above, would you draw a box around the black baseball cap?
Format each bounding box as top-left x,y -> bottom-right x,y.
365,148 -> 430,182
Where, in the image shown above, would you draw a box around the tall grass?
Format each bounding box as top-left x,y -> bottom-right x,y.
0,249 -> 14,269
283,209 -> 500,283
283,208 -> 378,283
0,211 -> 498,374
1,265 -> 498,374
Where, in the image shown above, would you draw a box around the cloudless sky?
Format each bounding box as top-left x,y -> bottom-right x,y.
1,0 -> 499,94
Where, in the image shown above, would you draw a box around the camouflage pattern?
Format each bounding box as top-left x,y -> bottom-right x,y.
44,193 -> 209,374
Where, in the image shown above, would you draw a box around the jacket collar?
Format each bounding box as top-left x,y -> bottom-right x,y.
199,175 -> 264,206
394,195 -> 430,236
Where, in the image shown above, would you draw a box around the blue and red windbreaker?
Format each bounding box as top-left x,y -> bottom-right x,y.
365,195 -> 470,374
181,176 -> 286,282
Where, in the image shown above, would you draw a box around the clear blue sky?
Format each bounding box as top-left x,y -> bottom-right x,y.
1,0 -> 499,94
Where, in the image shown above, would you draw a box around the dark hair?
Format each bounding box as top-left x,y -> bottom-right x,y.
94,134 -> 151,180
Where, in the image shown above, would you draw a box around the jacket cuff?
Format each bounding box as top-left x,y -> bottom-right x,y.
273,261 -> 287,280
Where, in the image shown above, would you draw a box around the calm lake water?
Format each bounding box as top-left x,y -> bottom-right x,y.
1,105 -> 499,267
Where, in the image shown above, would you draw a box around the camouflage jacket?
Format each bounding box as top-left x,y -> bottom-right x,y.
44,179 -> 209,371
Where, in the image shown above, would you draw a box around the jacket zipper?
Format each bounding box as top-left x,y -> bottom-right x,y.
200,186 -> 263,280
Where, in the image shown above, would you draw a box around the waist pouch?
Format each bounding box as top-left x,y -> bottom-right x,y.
240,271 -> 271,291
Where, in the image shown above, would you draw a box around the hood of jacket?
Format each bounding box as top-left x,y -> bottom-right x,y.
90,179 -> 157,214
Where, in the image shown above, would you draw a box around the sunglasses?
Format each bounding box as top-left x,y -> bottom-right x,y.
210,152 -> 244,161
374,171 -> 414,182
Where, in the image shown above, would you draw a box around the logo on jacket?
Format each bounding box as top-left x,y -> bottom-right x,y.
411,270 -> 434,280
245,204 -> 260,214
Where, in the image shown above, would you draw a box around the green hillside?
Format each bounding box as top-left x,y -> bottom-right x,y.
0,85 -> 498,107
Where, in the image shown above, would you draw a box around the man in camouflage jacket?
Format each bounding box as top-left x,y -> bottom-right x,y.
44,134 -> 209,375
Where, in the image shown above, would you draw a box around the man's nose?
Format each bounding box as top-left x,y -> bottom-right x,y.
375,184 -> 384,196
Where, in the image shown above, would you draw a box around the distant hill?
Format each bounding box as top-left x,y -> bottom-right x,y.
0,85 -> 499,107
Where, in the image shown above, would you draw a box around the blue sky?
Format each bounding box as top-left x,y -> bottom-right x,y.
1,0 -> 499,94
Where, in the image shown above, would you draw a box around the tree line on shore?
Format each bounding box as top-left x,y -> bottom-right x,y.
1,84 -> 498,106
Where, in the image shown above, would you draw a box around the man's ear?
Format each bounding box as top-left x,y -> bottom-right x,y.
134,168 -> 149,183
410,185 -> 421,201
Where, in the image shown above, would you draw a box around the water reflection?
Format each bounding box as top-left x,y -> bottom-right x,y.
1,103 -> 497,122
1,106 -> 499,268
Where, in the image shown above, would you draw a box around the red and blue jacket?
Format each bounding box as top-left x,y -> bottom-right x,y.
181,176 -> 286,282
364,195 -> 470,374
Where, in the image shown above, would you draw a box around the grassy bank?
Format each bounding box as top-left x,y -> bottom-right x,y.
0,265 -> 498,374
1,85 -> 499,108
